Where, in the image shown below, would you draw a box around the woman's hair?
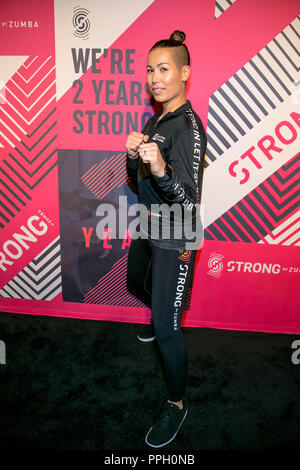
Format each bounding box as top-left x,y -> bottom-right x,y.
149,30 -> 190,69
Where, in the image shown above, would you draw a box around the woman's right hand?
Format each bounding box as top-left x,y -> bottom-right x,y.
126,132 -> 149,158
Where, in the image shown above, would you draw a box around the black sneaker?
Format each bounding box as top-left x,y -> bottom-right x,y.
145,401 -> 188,448
137,322 -> 156,342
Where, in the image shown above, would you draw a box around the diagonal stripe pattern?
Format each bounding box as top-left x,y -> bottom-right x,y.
0,236 -> 62,300
206,17 -> 300,167
83,253 -> 146,307
205,152 -> 300,245
81,152 -> 128,199
215,0 -> 237,20
0,56 -> 57,229
83,252 -> 193,309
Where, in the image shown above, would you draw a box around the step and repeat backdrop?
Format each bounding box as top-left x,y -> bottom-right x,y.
0,0 -> 299,333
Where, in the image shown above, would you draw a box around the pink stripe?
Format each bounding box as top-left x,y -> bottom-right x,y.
95,168 -> 126,198
243,194 -> 298,242
82,161 -> 104,181
227,209 -> 257,242
234,203 -> 265,243
83,155 -> 123,192
276,167 -> 299,185
270,216 -> 300,240
99,287 -> 129,305
91,168 -> 125,198
246,191 -> 274,228
218,216 -> 238,241
83,157 -> 112,185
264,178 -> 299,205
278,226 -> 300,245
84,256 -> 127,302
291,237 -> 300,246
87,269 -> 125,303
82,159 -> 110,185
81,163 -> 99,182
205,227 -> 217,240
256,185 -> 298,216
214,217 -> 231,241
85,276 -> 126,304
92,157 -> 125,196
85,270 -> 120,302
83,153 -> 123,186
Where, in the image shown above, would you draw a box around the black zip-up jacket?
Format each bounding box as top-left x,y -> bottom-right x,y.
126,100 -> 207,250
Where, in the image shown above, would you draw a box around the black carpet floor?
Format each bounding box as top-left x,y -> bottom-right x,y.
0,310 -> 299,453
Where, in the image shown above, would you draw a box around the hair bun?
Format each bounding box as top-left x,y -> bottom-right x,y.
170,30 -> 186,44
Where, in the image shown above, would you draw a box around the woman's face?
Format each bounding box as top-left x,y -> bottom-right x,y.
147,48 -> 189,107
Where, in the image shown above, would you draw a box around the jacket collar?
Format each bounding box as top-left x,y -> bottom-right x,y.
155,100 -> 191,123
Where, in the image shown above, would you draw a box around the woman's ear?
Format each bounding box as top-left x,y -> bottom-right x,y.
181,65 -> 190,83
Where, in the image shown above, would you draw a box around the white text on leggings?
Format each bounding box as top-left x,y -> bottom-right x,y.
173,264 -> 189,331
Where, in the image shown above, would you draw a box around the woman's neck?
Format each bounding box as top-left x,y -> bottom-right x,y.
159,96 -> 187,121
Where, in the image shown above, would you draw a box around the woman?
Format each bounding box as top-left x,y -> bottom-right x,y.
125,30 -> 207,448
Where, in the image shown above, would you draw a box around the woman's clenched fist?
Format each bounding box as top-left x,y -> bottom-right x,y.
126,132 -> 149,158
139,142 -> 166,178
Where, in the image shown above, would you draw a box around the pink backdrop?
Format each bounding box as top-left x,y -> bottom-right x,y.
0,0 -> 299,333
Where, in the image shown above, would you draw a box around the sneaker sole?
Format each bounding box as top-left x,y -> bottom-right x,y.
137,335 -> 156,343
145,409 -> 188,448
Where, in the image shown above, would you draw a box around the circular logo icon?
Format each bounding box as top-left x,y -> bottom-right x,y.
178,250 -> 192,263
207,252 -> 224,277
73,7 -> 90,40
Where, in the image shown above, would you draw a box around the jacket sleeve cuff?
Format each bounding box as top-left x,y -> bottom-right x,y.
126,153 -> 140,169
153,162 -> 173,183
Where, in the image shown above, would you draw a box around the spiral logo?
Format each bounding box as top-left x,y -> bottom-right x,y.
207,252 -> 224,278
73,7 -> 90,40
178,250 -> 191,263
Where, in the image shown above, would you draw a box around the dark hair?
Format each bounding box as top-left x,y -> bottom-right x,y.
149,30 -> 190,67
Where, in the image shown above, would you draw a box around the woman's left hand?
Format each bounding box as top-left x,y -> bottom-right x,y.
139,142 -> 166,177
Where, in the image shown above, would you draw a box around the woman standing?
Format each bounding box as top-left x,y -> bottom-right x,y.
126,31 -> 207,448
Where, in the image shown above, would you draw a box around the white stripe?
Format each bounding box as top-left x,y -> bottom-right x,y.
208,112 -> 235,149
0,290 -> 9,297
230,73 -> 265,122
1,105 -> 27,135
10,65 -> 56,98
22,56 -> 38,69
1,93 -> 56,126
262,212 -> 300,245
214,88 -> 247,133
20,263 -> 61,286
30,247 -> 61,272
243,62 -> 280,109
0,130 -> 15,147
251,54 -> 291,98
234,68 -> 269,117
32,235 -> 60,259
44,286 -> 62,300
271,211 -> 300,234
0,117 -> 23,142
7,279 -> 31,299
259,47 -> 294,92
36,276 -> 62,299
276,32 -> 299,67
17,57 -> 52,83
224,79 -> 257,128
268,40 -> 297,77
5,79 -> 56,112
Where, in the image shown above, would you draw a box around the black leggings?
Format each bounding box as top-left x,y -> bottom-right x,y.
127,236 -> 197,402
